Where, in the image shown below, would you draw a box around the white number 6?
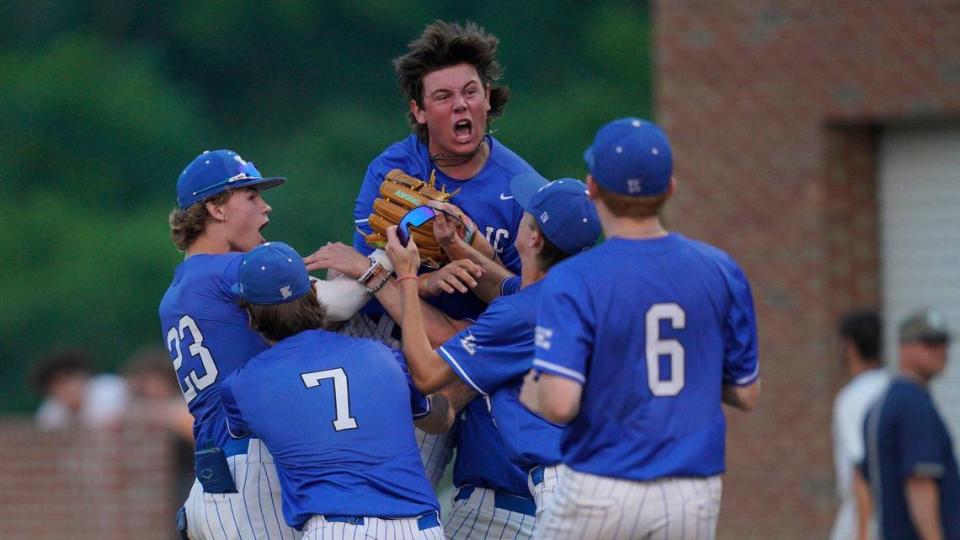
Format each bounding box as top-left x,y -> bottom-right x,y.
646,303 -> 686,396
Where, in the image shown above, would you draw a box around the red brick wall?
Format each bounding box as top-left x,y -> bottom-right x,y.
655,2 -> 960,537
0,419 -> 175,540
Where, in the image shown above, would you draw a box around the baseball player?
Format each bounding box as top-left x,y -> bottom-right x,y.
160,150 -> 370,539
383,173 -> 601,528
323,19 -> 541,502
520,118 -> 762,540
220,241 -> 450,539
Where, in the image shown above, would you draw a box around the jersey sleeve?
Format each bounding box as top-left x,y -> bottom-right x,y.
437,299 -> 534,395
897,398 -> 948,479
219,375 -> 252,439
721,262 -> 759,386
390,349 -> 431,419
531,267 -> 593,384
499,275 -> 522,297
352,162 -> 385,257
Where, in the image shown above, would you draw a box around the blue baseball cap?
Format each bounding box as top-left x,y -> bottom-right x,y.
583,117 -> 673,196
232,242 -> 311,305
510,173 -> 601,255
177,149 -> 286,209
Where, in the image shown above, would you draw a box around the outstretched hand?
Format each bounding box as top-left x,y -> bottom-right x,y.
303,242 -> 369,278
385,226 -> 421,278
419,259 -> 484,296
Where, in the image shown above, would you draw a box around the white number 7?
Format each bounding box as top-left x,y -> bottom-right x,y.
646,303 -> 686,396
301,368 -> 359,431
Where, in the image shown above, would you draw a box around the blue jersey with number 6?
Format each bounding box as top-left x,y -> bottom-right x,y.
532,234 -> 759,481
220,329 -> 438,529
159,253 -> 268,449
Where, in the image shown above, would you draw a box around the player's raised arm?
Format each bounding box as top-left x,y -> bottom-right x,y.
431,208 -> 513,303
304,242 -> 470,346
386,226 -> 466,394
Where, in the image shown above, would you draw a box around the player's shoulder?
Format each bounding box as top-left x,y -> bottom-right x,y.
485,287 -> 538,327
498,280 -> 544,324
668,234 -> 737,266
182,252 -> 245,279
485,136 -> 536,177
367,134 -> 431,179
162,253 -> 243,305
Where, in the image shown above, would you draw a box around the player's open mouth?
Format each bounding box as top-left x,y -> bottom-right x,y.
454,119 -> 473,143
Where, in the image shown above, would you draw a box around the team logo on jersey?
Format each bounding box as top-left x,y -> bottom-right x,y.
279,285 -> 293,299
460,332 -> 477,355
535,326 -> 553,350
627,179 -> 643,194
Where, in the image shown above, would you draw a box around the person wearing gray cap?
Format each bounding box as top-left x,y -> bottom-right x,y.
858,308 -> 959,540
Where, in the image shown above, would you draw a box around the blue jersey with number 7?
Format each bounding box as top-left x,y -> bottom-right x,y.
532,234 -> 758,481
159,253 -> 269,449
220,329 -> 438,529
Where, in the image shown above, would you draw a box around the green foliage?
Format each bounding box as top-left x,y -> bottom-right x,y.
0,0 -> 651,412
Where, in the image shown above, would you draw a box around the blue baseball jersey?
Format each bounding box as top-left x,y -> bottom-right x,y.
440,281 -> 564,471
451,398 -> 531,497
220,329 -> 438,530
533,234 -> 759,481
353,134 -> 531,320
159,253 -> 269,449
862,377 -> 960,540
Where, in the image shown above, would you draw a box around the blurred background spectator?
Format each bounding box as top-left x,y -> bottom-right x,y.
830,310 -> 888,540
30,349 -> 128,431
121,346 -> 195,506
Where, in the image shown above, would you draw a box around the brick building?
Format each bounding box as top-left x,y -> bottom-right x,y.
655,1 -> 960,537
0,420 -> 176,540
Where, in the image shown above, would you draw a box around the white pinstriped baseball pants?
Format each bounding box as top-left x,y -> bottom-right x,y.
444,486 -> 536,540
301,514 -> 444,540
527,465 -> 561,520
185,439 -> 300,540
533,465 -> 722,540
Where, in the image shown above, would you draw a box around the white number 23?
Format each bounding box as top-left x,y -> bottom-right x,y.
166,315 -> 219,404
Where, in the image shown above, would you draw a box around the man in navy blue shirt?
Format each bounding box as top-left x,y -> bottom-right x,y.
860,308 -> 959,540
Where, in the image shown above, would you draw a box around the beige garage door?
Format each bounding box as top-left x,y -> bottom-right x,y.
880,122 -> 960,455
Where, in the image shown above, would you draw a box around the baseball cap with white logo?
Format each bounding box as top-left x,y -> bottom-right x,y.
510,173 -> 601,255
177,149 -> 286,209
583,117 -> 673,196
233,242 -> 311,305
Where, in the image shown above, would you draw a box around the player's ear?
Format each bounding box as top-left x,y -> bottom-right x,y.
585,175 -> 600,201
666,177 -> 677,198
410,99 -> 427,125
529,228 -> 544,251
205,199 -> 227,222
